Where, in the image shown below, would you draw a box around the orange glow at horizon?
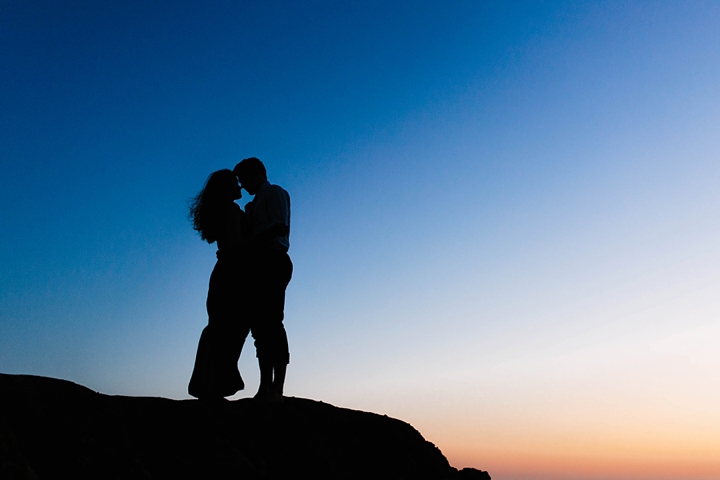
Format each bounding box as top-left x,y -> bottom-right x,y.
338,320 -> 720,480
446,447 -> 720,480
423,385 -> 720,480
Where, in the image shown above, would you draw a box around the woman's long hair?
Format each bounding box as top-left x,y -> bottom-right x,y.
190,169 -> 237,243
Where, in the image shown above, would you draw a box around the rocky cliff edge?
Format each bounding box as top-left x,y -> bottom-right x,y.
0,374 -> 489,480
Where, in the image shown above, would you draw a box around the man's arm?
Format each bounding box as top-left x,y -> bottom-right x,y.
253,223 -> 290,243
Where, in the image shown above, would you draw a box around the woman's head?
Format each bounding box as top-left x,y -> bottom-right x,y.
190,169 -> 241,243
203,169 -> 241,202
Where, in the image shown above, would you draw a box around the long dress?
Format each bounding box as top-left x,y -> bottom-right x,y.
188,203 -> 249,399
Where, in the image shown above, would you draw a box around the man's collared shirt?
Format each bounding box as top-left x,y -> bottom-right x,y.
248,180 -> 290,252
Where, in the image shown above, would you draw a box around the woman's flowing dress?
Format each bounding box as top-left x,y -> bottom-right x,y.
188,203 -> 249,399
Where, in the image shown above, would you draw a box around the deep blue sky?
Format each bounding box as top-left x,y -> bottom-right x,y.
2,2 -> 720,478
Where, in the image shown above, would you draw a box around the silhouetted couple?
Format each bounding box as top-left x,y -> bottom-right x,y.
188,158 -> 292,403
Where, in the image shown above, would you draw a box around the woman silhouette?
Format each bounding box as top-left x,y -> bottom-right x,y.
188,169 -> 249,400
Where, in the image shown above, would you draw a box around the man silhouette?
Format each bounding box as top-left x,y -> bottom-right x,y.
234,158 -> 292,401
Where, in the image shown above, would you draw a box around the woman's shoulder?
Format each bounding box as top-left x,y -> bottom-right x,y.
218,202 -> 242,220
213,203 -> 241,238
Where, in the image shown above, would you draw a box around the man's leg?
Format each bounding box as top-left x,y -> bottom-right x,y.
252,316 -> 289,400
252,252 -> 292,400
272,363 -> 287,395
257,358 -> 274,397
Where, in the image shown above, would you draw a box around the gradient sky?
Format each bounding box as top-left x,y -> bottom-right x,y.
2,2 -> 720,479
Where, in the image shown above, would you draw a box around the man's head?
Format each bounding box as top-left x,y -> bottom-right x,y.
233,157 -> 267,195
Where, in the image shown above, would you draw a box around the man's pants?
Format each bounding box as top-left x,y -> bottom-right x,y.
250,251 -> 293,365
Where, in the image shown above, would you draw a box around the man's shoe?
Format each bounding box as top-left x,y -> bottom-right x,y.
253,385 -> 271,400
254,386 -> 283,403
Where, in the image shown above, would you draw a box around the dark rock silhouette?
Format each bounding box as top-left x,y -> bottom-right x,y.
0,374 -> 489,480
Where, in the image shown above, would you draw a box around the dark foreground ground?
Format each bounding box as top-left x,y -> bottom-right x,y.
0,374 -> 489,480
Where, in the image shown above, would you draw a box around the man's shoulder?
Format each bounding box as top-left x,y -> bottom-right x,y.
266,183 -> 289,198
